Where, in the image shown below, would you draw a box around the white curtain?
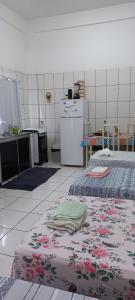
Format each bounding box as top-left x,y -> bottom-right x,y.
0,78 -> 21,133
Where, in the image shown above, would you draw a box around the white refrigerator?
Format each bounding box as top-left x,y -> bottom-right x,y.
60,99 -> 88,166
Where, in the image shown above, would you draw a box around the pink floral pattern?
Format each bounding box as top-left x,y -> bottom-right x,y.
12,195 -> 135,300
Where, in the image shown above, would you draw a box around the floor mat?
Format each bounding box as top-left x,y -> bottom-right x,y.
1,167 -> 60,191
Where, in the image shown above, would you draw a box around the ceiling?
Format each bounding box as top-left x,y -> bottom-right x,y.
0,0 -> 135,20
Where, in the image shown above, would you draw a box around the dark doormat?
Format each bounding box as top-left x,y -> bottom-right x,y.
1,167 -> 60,191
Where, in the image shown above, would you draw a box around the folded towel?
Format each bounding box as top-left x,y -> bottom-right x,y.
48,213 -> 86,234
86,168 -> 111,178
48,201 -> 87,234
52,201 -> 87,220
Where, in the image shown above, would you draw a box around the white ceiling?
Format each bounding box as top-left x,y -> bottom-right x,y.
0,0 -> 135,20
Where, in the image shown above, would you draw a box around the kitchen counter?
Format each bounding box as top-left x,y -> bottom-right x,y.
0,132 -> 31,144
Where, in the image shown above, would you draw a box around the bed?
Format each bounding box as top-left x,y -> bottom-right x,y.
90,150 -> 135,168
0,277 -> 94,300
12,195 -> 135,300
69,166 -> 135,199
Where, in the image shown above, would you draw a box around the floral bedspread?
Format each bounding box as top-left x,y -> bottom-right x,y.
12,195 -> 135,300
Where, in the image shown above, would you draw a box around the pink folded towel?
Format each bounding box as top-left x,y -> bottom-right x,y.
86,168 -> 112,178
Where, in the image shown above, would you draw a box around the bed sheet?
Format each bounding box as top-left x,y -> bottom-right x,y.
12,195 -> 135,300
90,150 -> 135,168
69,166 -> 135,199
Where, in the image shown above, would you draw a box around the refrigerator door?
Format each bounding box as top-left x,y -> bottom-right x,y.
60,117 -> 83,166
60,99 -> 83,118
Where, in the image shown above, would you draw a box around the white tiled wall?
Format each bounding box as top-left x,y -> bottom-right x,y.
17,66 -> 135,161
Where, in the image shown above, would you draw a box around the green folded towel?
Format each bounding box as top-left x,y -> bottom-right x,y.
52,201 -> 87,220
48,201 -> 87,234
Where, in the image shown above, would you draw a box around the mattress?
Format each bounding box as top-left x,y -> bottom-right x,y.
12,195 -> 135,300
69,166 -> 135,199
90,150 -> 135,168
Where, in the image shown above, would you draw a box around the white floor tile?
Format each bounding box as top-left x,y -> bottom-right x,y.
2,189 -> 27,198
56,183 -> 71,193
15,213 -> 40,232
0,197 -> 17,209
0,210 -> 26,228
0,230 -> 25,256
0,227 -> 10,239
36,181 -> 61,191
23,190 -> 52,201
32,200 -> 55,214
7,198 -> 41,213
0,254 -> 14,277
45,191 -> 67,202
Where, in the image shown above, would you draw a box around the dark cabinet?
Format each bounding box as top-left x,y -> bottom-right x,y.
0,135 -> 31,183
0,141 -> 19,182
38,133 -> 48,165
18,137 -> 30,172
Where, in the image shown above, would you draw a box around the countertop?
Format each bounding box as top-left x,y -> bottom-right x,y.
0,132 -> 31,144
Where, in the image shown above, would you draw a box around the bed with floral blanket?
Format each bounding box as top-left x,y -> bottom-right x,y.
90,150 -> 135,168
12,195 -> 135,300
69,166 -> 135,199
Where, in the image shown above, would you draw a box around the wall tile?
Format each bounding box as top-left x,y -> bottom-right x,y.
96,69 -> 106,86
119,67 -> 130,84
16,72 -> 23,89
107,86 -> 118,102
54,73 -> 63,88
64,72 -> 74,88
118,118 -> 129,132
54,89 -> 65,103
96,103 -> 106,118
45,73 -> 53,89
89,103 -> 95,119
131,84 -> 135,101
46,104 -> 55,119
90,118 -> 96,133
29,105 -> 39,119
96,86 -> 106,102
30,119 -> 39,128
18,89 -> 24,105
39,105 -> 46,120
118,85 -> 130,102
85,70 -> 95,87
107,68 -> 118,86
129,101 -> 135,118
28,74 -> 37,90
106,117 -> 118,125
22,74 -> 28,90
74,71 -> 84,82
37,75 -> 45,90
46,119 -> 55,133
55,118 -> 60,133
131,67 -> 135,84
107,102 -> 117,118
29,90 -> 38,105
85,87 -> 95,102
96,118 -> 104,131
23,90 -> 29,105
54,103 -> 61,118
118,101 -> 129,118
39,90 -> 45,105
24,105 -> 30,119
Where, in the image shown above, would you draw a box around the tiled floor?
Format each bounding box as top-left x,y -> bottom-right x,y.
0,163 -> 84,278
